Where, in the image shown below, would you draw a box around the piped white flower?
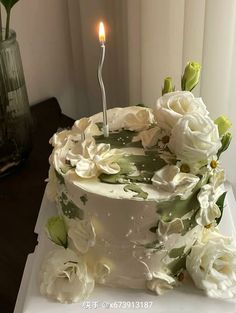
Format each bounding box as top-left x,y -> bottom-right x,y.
40,248 -> 94,303
65,217 -> 96,254
66,138 -> 124,178
72,117 -> 101,138
133,126 -> 161,148
157,218 -> 184,242
196,169 -> 225,226
186,230 -> 236,299
152,165 -> 200,200
90,106 -> 155,132
146,271 -> 176,295
94,262 -> 111,284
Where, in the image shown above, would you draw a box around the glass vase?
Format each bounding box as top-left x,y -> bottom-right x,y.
0,29 -> 32,177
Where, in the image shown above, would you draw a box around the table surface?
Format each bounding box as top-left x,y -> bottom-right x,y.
0,98 -> 74,313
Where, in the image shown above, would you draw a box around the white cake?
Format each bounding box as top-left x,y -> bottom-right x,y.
41,88 -> 235,302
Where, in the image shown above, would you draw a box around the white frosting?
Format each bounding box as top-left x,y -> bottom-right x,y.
186,230 -> 236,299
152,165 -> 199,200
40,248 -> 94,303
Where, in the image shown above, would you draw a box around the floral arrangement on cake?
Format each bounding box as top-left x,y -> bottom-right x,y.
40,62 -> 236,303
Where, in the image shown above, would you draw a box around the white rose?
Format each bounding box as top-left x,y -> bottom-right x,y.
196,169 -> 225,226
186,230 -> 236,299
40,248 -> 94,303
66,138 -> 124,178
152,165 -> 200,200
168,112 -> 221,164
146,271 -> 176,295
65,217 -> 96,254
155,91 -> 208,132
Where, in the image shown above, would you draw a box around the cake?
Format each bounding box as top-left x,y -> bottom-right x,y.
40,62 -> 236,303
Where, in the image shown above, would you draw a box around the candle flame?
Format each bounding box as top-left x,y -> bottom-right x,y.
99,21 -> 106,43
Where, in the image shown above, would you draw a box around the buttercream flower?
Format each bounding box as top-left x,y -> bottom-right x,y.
155,91 -> 208,132
65,217 -> 96,254
133,126 -> 161,148
186,230 -> 236,299
196,169 -> 225,226
168,112 -> 221,164
124,107 -> 155,131
152,165 -> 200,200
73,117 -> 101,138
94,262 -> 111,284
40,248 -> 94,303
66,138 -> 124,178
90,106 -> 155,132
157,218 -> 184,242
146,271 -> 176,295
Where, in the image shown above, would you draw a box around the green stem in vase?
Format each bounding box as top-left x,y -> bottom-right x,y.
5,9 -> 10,39
0,4 -> 2,41
0,0 -> 20,39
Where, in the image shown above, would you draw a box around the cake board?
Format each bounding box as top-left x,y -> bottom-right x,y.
14,183 -> 236,313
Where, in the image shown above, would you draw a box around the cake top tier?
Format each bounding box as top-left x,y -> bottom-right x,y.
50,91 -> 231,202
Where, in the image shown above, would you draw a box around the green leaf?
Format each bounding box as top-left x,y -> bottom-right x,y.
136,103 -> 147,107
124,183 -> 148,200
144,239 -> 163,250
60,193 -> 84,220
149,225 -> 158,233
0,0 -> 19,12
215,192 -> 227,225
217,132 -> 232,158
94,129 -> 142,148
167,253 -> 188,276
169,246 -> 185,259
99,153 -> 166,184
157,188 -> 200,222
46,216 -> 68,248
214,115 -> 232,137
80,194 -> 88,205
